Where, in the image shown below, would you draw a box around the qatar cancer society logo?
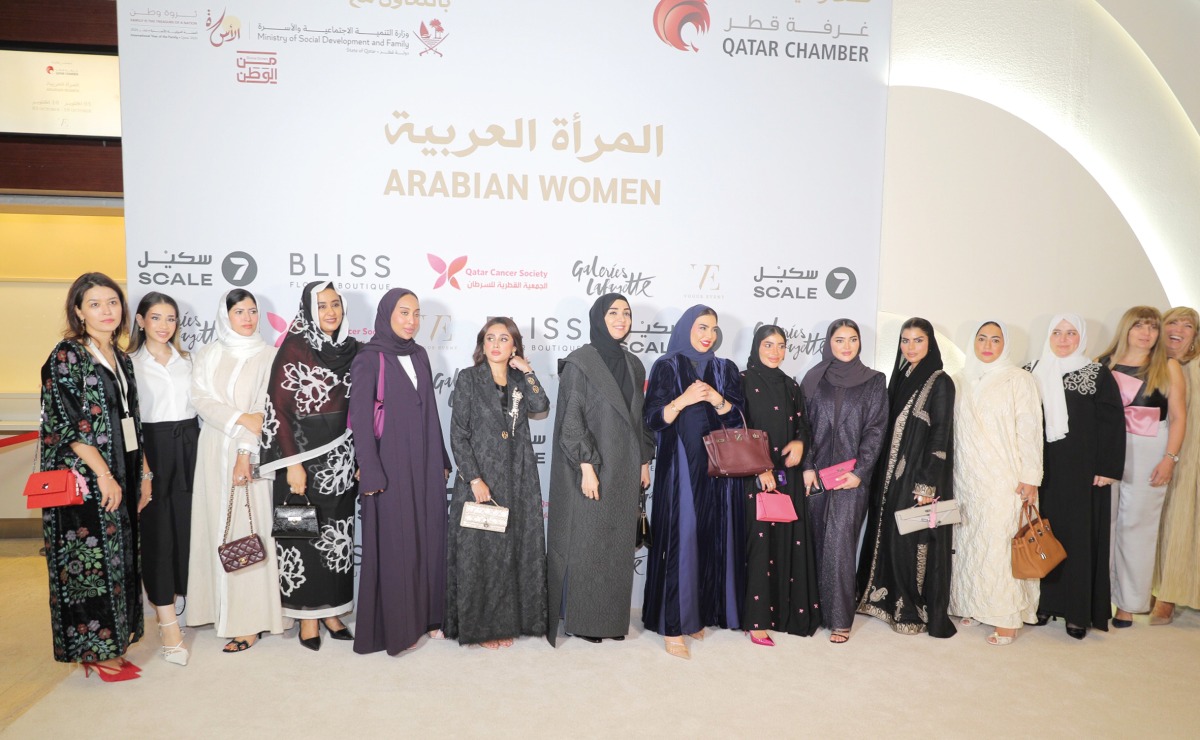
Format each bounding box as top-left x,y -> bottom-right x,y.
428,253 -> 467,289
653,0 -> 710,52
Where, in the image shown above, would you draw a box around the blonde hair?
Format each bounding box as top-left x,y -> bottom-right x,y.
1099,306 -> 1171,396
1163,306 -> 1200,364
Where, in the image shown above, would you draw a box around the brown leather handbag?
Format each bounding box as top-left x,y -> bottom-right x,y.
703,410 -> 773,478
1011,502 -> 1066,579
218,484 -> 267,573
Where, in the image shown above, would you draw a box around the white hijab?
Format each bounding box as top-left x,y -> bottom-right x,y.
215,290 -> 268,360
960,320 -> 1014,396
1031,313 -> 1090,442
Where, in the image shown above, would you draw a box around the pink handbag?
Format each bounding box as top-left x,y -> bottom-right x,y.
818,458 -> 857,490
756,492 -> 798,523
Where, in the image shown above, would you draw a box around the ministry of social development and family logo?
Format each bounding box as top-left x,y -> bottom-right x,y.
428,253 -> 467,289
417,19 -> 448,57
653,0 -> 709,52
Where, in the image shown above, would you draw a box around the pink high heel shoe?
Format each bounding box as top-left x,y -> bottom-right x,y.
747,631 -> 775,647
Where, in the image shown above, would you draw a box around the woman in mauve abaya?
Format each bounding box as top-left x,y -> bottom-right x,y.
800,318 -> 887,644
1024,314 -> 1124,639
856,318 -> 956,638
740,324 -> 819,645
642,305 -> 746,660
349,288 -> 450,655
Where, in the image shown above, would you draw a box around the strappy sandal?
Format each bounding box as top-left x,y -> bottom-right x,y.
959,617 -> 980,627
829,629 -> 850,644
986,631 -> 1015,646
223,631 -> 265,653
158,620 -> 188,666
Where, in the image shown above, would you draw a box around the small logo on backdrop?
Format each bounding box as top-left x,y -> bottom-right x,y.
45,66 -> 54,74
206,9 -> 242,48
825,267 -> 857,300
752,266 -> 819,300
653,0 -> 709,52
428,254 -> 467,290
570,256 -> 655,298
683,263 -> 721,300
266,313 -> 289,347
425,314 -> 454,344
221,251 -> 258,286
236,50 -> 277,85
417,19 -> 447,57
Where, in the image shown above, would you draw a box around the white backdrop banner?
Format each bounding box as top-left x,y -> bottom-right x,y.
119,0 -> 892,601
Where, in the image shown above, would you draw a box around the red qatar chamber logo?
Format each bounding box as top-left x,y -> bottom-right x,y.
653,0 -> 709,52
428,253 -> 467,290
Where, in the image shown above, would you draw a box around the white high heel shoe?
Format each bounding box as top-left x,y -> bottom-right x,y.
159,620 -> 189,666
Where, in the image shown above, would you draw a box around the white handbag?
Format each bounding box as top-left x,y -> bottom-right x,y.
460,499 -> 509,533
894,498 -> 960,535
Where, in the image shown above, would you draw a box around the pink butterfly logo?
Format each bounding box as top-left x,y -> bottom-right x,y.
267,312 -> 289,347
427,253 -> 467,290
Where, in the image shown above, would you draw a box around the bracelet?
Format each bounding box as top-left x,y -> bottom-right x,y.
524,371 -> 535,377
141,471 -> 154,481
715,398 -> 728,412
237,449 -> 252,457
97,470 -> 114,479
470,478 -> 483,486
670,401 -> 681,413
1164,452 -> 1180,463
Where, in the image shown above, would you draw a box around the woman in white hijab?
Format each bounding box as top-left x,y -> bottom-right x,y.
186,289 -> 284,652
949,321 -> 1044,645
1025,315 -> 1125,639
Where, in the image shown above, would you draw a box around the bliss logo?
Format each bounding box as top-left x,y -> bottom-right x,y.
653,0 -> 709,52
428,253 -> 467,289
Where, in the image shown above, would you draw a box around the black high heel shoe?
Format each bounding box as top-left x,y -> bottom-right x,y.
299,624 -> 321,652
1033,613 -> 1051,626
1065,625 -> 1086,640
323,619 -> 354,641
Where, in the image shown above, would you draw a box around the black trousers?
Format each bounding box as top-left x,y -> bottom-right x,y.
140,418 -> 199,606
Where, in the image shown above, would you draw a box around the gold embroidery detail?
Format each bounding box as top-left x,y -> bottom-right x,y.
913,483 -> 936,499
916,543 -> 928,596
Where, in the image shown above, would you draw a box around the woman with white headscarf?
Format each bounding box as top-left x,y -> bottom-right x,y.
1024,314 -> 1125,639
949,321 -> 1044,645
186,289 -> 283,652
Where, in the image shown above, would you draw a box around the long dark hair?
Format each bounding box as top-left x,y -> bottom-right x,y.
472,317 -> 525,366
128,292 -> 187,356
225,288 -> 257,311
64,272 -> 128,347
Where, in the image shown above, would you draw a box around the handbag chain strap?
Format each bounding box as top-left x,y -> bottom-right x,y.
222,484 -> 255,545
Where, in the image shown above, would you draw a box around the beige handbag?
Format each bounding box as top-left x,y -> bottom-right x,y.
461,498 -> 509,533
894,498 -> 961,535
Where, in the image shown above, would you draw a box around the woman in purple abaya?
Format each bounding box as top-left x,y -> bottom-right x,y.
349,289 -> 451,655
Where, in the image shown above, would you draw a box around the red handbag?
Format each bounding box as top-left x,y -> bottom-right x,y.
756,492 -> 798,523
703,410 -> 774,478
24,469 -> 85,509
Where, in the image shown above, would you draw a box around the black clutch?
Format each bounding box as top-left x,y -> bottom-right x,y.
635,486 -> 652,550
272,493 -> 320,539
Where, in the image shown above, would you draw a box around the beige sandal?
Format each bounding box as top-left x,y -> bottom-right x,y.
986,631 -> 1015,646
664,638 -> 690,660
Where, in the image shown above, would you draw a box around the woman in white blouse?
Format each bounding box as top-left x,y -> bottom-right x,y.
130,293 -> 199,665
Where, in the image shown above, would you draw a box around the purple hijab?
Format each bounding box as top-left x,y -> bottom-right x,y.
364,288 -> 420,357
801,318 -> 877,397
664,304 -> 718,375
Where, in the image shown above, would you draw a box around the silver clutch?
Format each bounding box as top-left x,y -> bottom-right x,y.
461,499 -> 509,533
894,499 -> 960,535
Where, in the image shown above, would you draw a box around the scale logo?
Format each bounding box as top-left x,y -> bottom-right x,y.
653,0 -> 709,52
427,253 -> 467,289
221,251 -> 258,287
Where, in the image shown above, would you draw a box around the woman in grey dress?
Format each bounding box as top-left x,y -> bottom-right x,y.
546,294 -> 654,645
446,317 -> 550,649
801,318 -> 887,643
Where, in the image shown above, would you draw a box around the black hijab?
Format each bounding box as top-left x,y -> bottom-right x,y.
286,281 -> 357,376
364,287 -> 420,357
589,293 -> 634,406
887,318 -> 943,417
800,319 -> 878,397
745,324 -> 790,395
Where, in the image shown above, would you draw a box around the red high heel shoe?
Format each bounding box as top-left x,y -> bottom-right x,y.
82,661 -> 140,682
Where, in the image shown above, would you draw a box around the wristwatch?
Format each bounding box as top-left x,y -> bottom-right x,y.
1165,451 -> 1180,463
141,471 -> 155,481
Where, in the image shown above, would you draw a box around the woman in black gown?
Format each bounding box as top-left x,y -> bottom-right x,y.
1026,313 -> 1125,638
741,325 -> 819,644
856,317 -> 956,637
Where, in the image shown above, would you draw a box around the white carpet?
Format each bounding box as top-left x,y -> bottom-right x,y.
6,605 -> 1197,738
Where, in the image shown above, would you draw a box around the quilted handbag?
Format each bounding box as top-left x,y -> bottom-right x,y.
24,469 -> 85,509
755,492 -> 798,523
461,498 -> 509,533
217,484 -> 267,573
894,498 -> 961,535
271,492 -> 320,539
1011,502 -> 1066,579
703,411 -> 773,478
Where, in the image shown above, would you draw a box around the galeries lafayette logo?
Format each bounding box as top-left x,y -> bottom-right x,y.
653,0 -> 709,52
